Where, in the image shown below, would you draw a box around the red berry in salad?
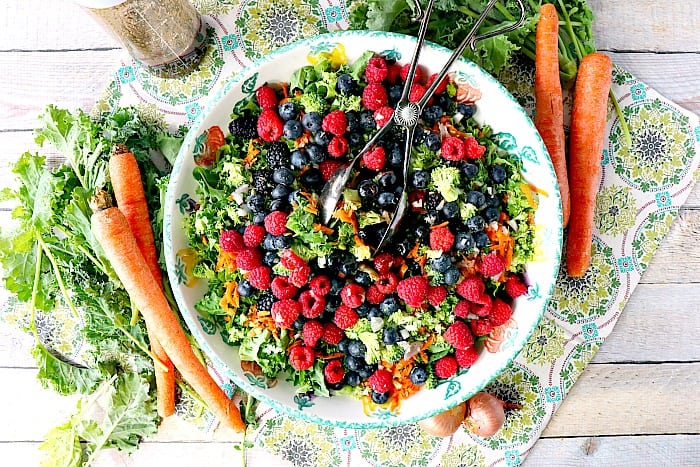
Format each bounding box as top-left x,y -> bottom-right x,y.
443,320 -> 474,350
340,283 -> 365,309
426,73 -> 448,94
362,83 -> 388,111
289,344 -> 315,370
280,248 -> 306,269
400,63 -> 423,83
302,320 -> 324,347
243,224 -> 266,248
366,284 -> 386,305
219,229 -> 245,252
427,285 -> 447,307
480,252 -> 506,278
430,226 -> 455,252
255,84 -> 278,109
373,253 -> 394,275
322,109 -> 348,136
271,299 -> 301,328
440,136 -> 466,161
324,359 -> 345,384
464,136 -> 486,159
489,298 -> 513,326
408,83 -> 426,103
505,275 -> 528,298
454,300 -> 472,318
236,248 -> 262,271
375,272 -> 398,294
363,146 -> 386,171
434,355 -> 458,378
469,319 -> 494,337
396,276 -> 429,308
247,266 -> 271,290
327,136 -> 349,158
309,275 -> 332,297
264,211 -> 288,236
455,347 -> 479,368
365,57 -> 389,83
289,264 -> 311,287
322,322 -> 344,345
256,108 -> 284,142
368,369 -> 394,393
271,276 -> 298,300
334,304 -> 359,329
456,276 -> 485,301
472,292 -> 493,317
299,289 -> 325,319
373,106 -> 394,127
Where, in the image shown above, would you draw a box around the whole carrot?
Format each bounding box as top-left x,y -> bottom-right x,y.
535,3 -> 569,227
566,52 -> 612,277
109,146 -> 176,418
91,192 -> 246,432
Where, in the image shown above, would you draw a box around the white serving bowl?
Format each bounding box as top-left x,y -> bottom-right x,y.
164,30 -> 562,429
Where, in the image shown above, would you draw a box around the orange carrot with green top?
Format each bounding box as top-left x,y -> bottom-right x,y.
110,145 -> 176,418
535,3 -> 569,227
566,52 -> 612,277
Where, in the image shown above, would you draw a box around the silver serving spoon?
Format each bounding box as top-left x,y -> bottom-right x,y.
318,0 -> 526,252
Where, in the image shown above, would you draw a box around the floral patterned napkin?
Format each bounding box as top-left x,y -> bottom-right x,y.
6,0 -> 699,465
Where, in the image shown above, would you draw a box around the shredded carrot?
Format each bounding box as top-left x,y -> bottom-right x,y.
486,227 -> 514,272
520,183 -> 538,209
219,281 -> 240,314
280,82 -> 289,99
318,352 -> 345,360
333,208 -> 359,233
295,132 -> 312,148
529,183 -> 549,197
430,221 -> 450,230
313,223 -> 334,235
407,242 -> 421,259
215,249 -> 237,272
244,139 -> 260,166
305,205 -> 319,215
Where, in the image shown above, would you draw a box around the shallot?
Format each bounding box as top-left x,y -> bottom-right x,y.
463,391 -> 521,437
418,402 -> 466,437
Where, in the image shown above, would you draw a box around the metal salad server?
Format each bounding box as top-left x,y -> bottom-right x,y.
318,0 -> 526,252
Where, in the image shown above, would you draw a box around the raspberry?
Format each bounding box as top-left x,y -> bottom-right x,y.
373,253 -> 394,275
434,355 -> 458,378
427,285 -> 447,307
472,292 -> 493,317
430,226 -> 455,252
396,276 -> 429,308
271,299 -> 301,328
255,85 -> 278,109
464,136 -> 486,159
289,264 -> 311,287
505,275 -> 527,298
374,106 -> 394,127
257,108 -> 284,142
322,322 -> 344,345
302,319 -> 324,347
236,248 -> 262,271
440,136 -> 466,161
334,304 -> 359,329
443,320 -> 474,350
489,298 -> 513,326
456,276 -> 485,301
319,160 -> 345,182
289,344 -> 315,370
386,63 -> 401,83
271,276 -> 299,300
243,224 -> 266,248
368,369 -> 393,393
400,63 -> 423,83
455,347 -> 479,368
365,57 -> 389,83
454,300 -> 471,318
219,230 -> 245,252
310,275 -> 332,297
363,146 -> 386,171
247,266 -> 271,290
366,285 -> 386,305
299,289 -> 325,318
327,136 -> 349,158
322,109 -> 347,136
340,283 -> 365,309
376,272 -> 398,294
480,252 -> 506,278
426,73 -> 448,94
324,359 -> 345,384
264,211 -> 288,236
469,319 -> 494,336
408,83 -> 426,103
362,83 -> 389,111
280,249 -> 306,269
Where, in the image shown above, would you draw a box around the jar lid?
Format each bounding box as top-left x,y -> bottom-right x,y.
73,0 -> 127,8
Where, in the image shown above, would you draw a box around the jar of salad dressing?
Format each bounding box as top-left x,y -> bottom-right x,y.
75,0 -> 207,78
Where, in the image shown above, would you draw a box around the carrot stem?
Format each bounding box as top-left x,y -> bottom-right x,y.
37,236 -> 79,319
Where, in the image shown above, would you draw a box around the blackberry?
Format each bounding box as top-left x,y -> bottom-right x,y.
425,191 -> 443,211
257,293 -> 274,311
267,142 -> 290,169
228,115 -> 258,139
251,169 -> 272,193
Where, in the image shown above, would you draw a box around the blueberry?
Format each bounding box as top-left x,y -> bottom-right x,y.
422,105 -> 443,124
444,266 -> 461,285
415,224 -> 429,242
486,194 -> 501,208
442,201 -> 460,219
391,238 -> 411,256
345,355 -> 362,371
273,235 -> 292,249
237,280 -> 253,297
466,190 -> 486,209
346,110 -> 361,132
409,365 -> 428,384
457,102 -> 476,119
410,169 -> 428,189
474,231 -> 490,249
271,184 -> 290,199
314,130 -> 332,146
360,110 -> 376,130
305,143 -> 325,164
348,340 -> 366,358
288,190 -> 303,204
489,164 -> 507,183
430,253 -> 452,273
328,381 -> 344,390
355,271 -> 372,287
466,215 -> 486,232
329,277 -> 345,295
371,391 -> 390,404
273,167 -> 294,185
253,212 -> 266,225
460,162 -> 479,179
433,93 -> 450,110
378,192 -> 396,207
302,111 -> 322,132
454,231 -> 475,251
283,119 -> 303,139
483,207 -> 500,223
292,316 -> 306,331
278,101 -> 298,121
246,194 -> 265,212
338,338 -> 350,354
368,306 -> 382,319
269,198 -> 287,211
344,371 -> 362,387
336,73 -> 357,94
262,251 -> 279,267
424,210 -> 440,225
378,171 -> 397,188
424,132 -> 441,152
380,295 -> 399,315
262,234 -> 276,250
300,167 -> 323,187
290,150 -> 309,169
348,132 -> 364,147
338,261 -> 358,276
413,128 -> 427,145
359,363 -> 377,379
356,303 -> 370,317
358,179 -> 379,199
388,144 -> 403,167
388,84 -> 403,105
382,327 -> 399,344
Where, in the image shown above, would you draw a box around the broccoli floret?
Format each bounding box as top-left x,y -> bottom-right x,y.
430,166 -> 462,202
345,318 -> 372,338
298,91 -> 327,114
221,160 -> 246,187
380,344 -> 405,364
333,94 -> 362,112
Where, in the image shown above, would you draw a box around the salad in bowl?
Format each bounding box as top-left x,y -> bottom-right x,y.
164,31 -> 562,428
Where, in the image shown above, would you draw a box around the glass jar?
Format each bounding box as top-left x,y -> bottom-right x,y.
76,0 -> 207,78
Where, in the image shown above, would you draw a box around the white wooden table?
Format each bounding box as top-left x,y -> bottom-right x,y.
1,1 -> 699,465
